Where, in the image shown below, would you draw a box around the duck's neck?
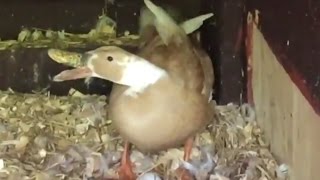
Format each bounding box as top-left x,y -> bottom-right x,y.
119,56 -> 168,97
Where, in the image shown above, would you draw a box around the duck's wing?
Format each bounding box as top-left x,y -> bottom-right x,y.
194,44 -> 215,101
188,31 -> 214,101
181,15 -> 214,101
140,0 -> 214,99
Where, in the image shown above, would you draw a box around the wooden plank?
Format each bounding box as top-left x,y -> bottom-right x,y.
249,23 -> 320,180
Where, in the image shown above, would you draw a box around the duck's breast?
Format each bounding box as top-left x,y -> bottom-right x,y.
108,79 -> 210,152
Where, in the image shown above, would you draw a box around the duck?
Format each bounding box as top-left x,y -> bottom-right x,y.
51,0 -> 215,179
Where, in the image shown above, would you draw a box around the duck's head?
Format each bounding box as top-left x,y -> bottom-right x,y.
53,46 -> 168,90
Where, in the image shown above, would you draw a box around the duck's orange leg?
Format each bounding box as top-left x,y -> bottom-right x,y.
175,137 -> 195,180
118,142 -> 136,180
183,137 -> 194,161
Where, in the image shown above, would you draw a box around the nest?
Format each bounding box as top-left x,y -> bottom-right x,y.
0,89 -> 289,180
0,10 -> 289,180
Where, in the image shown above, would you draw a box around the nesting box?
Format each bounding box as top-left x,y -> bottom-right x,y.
0,0 -> 318,179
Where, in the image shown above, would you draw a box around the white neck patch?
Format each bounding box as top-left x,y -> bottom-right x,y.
119,57 -> 168,97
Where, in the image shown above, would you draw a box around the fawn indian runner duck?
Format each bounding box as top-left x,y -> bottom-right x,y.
52,0 -> 215,179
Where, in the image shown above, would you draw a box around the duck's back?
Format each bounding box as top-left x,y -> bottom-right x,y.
138,35 -> 206,95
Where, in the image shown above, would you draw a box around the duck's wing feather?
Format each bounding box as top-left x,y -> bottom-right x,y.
180,13 -> 213,34
143,0 -> 186,46
139,2 -> 213,46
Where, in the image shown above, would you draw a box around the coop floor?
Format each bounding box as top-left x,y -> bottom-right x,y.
0,89 -> 281,180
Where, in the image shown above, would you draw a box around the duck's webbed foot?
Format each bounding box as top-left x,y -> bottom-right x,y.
174,137 -> 196,180
118,142 -> 136,180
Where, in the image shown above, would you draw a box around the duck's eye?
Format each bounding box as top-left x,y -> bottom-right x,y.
107,56 -> 113,62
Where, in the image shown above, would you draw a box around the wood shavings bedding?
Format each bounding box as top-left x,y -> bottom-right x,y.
0,90 -> 288,180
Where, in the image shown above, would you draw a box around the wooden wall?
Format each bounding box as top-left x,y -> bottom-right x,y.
248,18 -> 320,180
0,0 -> 246,105
246,1 -> 320,178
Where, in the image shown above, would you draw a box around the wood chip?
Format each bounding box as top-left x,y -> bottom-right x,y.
0,90 -> 283,179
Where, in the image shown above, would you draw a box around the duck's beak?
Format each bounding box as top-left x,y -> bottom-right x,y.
53,66 -> 92,82
53,53 -> 93,82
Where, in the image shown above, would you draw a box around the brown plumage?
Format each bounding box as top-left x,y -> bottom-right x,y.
52,0 -> 214,178
107,1 -> 214,152
108,28 -> 214,153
